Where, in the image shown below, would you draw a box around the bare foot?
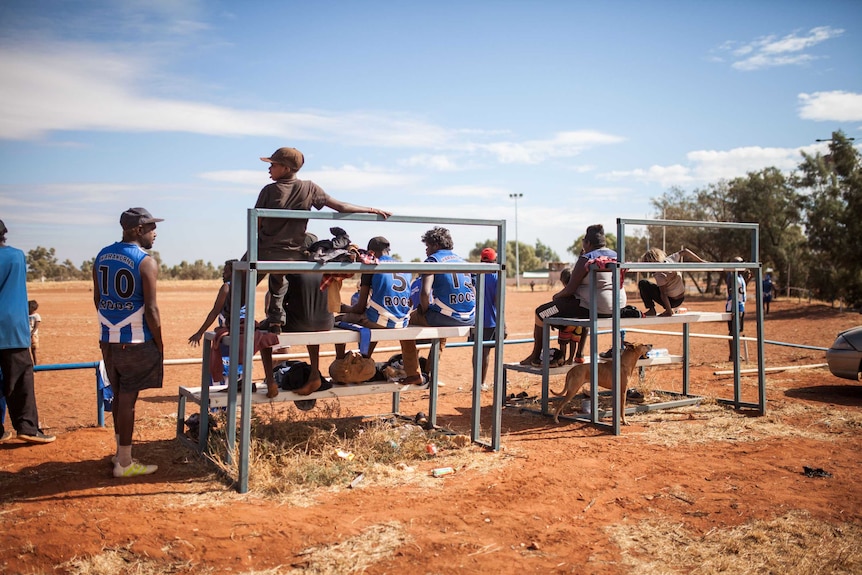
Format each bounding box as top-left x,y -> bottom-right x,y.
294,375 -> 322,396
266,381 -> 279,398
396,374 -> 425,386
645,308 -> 657,317
659,310 -> 674,317
519,356 -> 536,366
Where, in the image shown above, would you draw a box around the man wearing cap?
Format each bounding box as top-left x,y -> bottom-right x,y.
0,220 -> 56,444
335,236 -> 412,361
93,208 -> 164,478
254,147 -> 392,333
469,247 -> 502,390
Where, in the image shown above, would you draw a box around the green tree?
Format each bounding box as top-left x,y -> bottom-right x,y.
797,130 -> 862,306
727,167 -> 804,284
566,232 -> 623,256
533,240 -> 560,264
469,240 -> 540,278
26,246 -> 61,281
80,257 -> 95,279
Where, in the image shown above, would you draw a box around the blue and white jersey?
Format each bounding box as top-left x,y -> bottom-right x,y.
426,249 -> 475,322
217,282 -> 246,328
95,242 -> 154,343
409,276 -> 423,309
365,255 -> 412,328
726,272 -> 747,313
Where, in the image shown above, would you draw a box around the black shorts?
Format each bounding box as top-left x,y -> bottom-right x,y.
727,312 -> 746,335
468,326 -> 500,344
100,340 -> 163,393
535,297 -> 591,322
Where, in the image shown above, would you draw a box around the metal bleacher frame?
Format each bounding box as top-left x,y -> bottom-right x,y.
219,209 -> 506,493
520,218 -> 766,435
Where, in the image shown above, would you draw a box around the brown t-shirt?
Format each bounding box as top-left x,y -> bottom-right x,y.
254,178 -> 330,258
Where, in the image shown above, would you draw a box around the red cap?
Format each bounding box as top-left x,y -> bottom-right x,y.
480,247 -> 497,262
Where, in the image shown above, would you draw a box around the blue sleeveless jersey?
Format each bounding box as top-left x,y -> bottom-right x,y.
426,250 -> 475,322
472,272 -> 498,328
365,256 -> 412,328
95,242 -> 154,343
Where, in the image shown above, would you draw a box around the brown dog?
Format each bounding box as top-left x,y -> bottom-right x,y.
551,342 -> 651,424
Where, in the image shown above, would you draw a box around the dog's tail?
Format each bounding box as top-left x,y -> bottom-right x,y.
550,386 -> 566,397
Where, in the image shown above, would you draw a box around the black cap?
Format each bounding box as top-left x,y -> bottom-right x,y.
0,219 -> 7,235
367,236 -> 390,254
120,207 -> 164,230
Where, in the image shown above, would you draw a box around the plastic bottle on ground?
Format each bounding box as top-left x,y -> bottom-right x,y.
646,348 -> 669,359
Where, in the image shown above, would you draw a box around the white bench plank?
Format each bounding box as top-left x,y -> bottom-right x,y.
181,380 -> 434,408
206,325 -> 471,347
547,311 -> 731,329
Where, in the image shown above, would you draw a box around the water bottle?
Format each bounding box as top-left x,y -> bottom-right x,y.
646,348 -> 669,359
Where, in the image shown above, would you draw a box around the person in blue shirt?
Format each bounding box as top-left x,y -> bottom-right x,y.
762,271 -> 774,315
93,208 -> 164,477
398,227 -> 476,385
469,247 -> 503,390
336,236 -> 412,360
0,220 -> 55,444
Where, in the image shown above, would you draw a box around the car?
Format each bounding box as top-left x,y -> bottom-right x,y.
826,326 -> 862,381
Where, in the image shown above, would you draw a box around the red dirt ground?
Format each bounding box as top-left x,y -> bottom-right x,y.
2,281 -> 861,574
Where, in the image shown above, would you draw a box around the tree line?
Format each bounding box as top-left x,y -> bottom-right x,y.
469,132 -> 861,307
25,248 -> 224,282
23,132 -> 861,306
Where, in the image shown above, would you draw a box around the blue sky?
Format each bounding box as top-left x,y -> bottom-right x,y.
1,0 -> 861,267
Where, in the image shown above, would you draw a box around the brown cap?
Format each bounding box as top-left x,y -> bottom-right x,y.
260,147 -> 305,171
120,207 -> 164,230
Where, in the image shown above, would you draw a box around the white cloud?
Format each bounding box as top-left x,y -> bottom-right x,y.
400,154 -> 462,171
0,41 -> 624,168
601,144 -> 821,186
715,26 -> 843,71
0,42 -> 456,147
198,166 -> 419,191
481,130 -> 625,164
798,91 -> 862,122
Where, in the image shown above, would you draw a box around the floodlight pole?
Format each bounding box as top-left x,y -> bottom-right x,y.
509,193 -> 523,289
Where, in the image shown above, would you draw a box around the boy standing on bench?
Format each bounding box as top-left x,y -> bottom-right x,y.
253,147 -> 392,334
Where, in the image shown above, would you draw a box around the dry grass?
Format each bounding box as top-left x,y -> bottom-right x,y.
58,522 -> 409,575
607,510 -> 862,574
202,401 -> 480,500
61,544 -> 204,575
631,401 -> 862,447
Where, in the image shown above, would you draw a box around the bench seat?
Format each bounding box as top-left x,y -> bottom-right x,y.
178,325 -> 471,454
211,325 -> 472,348
180,378 -> 434,408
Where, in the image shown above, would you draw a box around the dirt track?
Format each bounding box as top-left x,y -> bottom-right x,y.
1,281 -> 861,574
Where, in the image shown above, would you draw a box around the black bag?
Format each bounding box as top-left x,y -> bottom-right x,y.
274,360 -> 325,391
621,305 -> 643,318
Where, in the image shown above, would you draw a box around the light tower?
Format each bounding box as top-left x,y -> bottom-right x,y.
509,193 -> 523,289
